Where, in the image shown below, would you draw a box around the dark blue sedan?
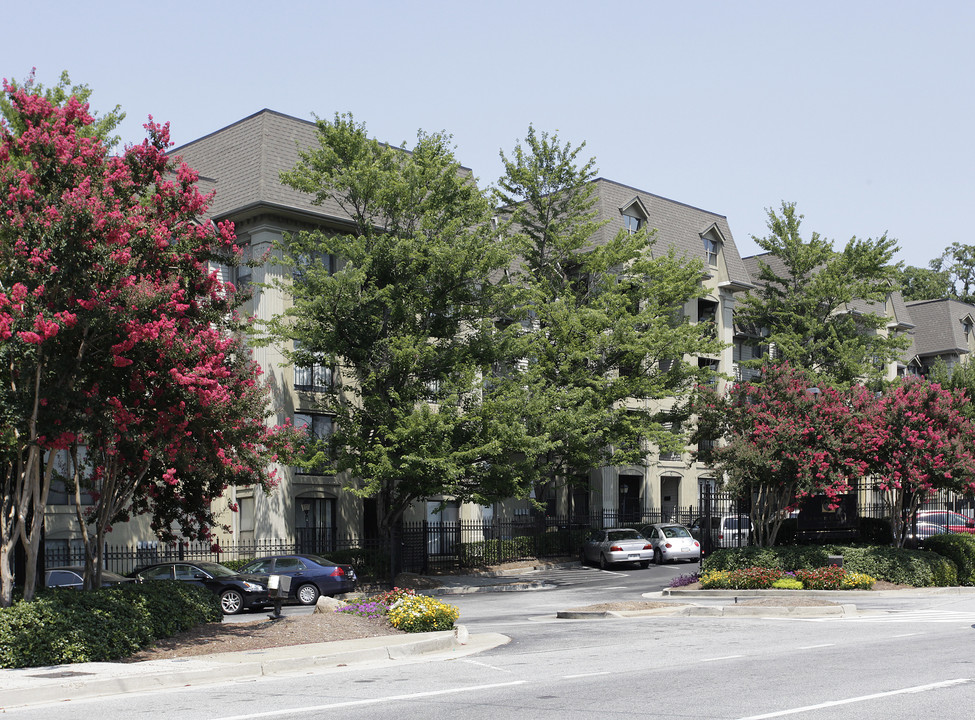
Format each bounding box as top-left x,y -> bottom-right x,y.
239,554 -> 356,605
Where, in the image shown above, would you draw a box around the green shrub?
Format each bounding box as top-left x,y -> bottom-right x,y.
920,534 -> 975,585
703,546 -> 830,573
701,567 -> 783,589
0,581 -> 222,669
219,558 -> 253,573
705,544 -> 957,587
830,545 -> 958,587
387,595 -> 459,632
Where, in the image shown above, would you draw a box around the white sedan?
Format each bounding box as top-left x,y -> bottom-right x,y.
580,528 -> 654,569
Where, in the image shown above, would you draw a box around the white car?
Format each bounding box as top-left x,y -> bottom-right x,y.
640,523 -> 701,564
580,528 -> 654,569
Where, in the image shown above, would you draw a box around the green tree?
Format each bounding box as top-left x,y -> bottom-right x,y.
896,264 -> 952,301
930,242 -> 975,305
737,201 -> 907,386
492,127 -> 722,506
269,113 -> 538,534
694,364 -> 872,546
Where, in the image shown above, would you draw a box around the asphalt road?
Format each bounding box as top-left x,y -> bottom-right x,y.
8,565 -> 975,719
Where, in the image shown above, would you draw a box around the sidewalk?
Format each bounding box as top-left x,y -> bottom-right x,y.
0,628 -> 510,710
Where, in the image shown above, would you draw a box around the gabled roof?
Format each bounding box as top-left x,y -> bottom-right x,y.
589,179 -> 752,288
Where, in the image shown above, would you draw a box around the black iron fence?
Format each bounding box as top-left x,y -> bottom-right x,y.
42,484 -> 975,585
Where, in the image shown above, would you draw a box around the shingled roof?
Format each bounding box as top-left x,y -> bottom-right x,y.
589,179 -> 752,288
903,299 -> 975,361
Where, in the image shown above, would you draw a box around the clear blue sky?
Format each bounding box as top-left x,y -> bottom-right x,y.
4,1 -> 973,268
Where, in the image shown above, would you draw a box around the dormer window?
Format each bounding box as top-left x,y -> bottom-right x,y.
623,213 -> 642,234
620,197 -> 649,236
703,237 -> 719,266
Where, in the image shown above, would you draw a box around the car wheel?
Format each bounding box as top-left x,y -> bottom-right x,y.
654,549 -> 664,566
220,589 -> 244,615
599,554 -> 609,570
297,583 -> 321,606
640,561 -> 650,569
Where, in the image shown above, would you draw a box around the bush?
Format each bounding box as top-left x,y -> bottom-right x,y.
920,534 -> 975,585
703,546 -> 830,573
387,595 -> 459,632
219,558 -> 253,573
0,582 -> 221,669
840,572 -> 876,590
704,544 -> 958,587
669,573 -> 700,588
701,566 -> 782,589
831,545 -> 957,587
792,566 -> 847,590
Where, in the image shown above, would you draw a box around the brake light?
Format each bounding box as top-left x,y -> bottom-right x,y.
610,545 -> 623,552
694,541 -> 700,547
664,543 -> 673,549
329,567 -> 346,577
643,544 -> 652,550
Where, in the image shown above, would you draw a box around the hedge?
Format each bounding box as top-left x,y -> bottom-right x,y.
0,581 -> 222,668
922,534 -> 975,585
703,544 -> 957,587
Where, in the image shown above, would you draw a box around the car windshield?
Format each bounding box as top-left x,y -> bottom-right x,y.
608,530 -> 643,541
193,561 -> 237,578
724,517 -> 748,529
662,526 -> 691,538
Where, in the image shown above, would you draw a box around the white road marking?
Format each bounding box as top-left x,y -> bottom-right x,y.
563,671 -> 612,679
735,678 -> 972,719
701,655 -> 745,662
210,681 -> 528,719
797,643 -> 834,650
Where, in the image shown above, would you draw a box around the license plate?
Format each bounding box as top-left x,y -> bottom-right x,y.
681,547 -> 691,552
628,553 -> 639,558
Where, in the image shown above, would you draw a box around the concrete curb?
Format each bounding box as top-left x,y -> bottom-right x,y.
0,630 -> 510,711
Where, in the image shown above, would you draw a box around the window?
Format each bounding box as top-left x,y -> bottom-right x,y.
292,251 -> 333,285
703,237 -> 719,266
294,361 -> 332,392
698,357 -> 719,386
294,413 -> 334,475
698,299 -> 718,339
623,213 -> 642,234
293,341 -> 332,392
659,414 -> 682,462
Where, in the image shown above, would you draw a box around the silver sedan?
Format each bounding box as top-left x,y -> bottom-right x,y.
580,528 -> 654,569
640,523 -> 701,564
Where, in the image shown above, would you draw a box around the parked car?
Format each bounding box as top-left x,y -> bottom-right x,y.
690,514 -> 752,548
639,523 -> 701,564
128,561 -> 270,615
580,528 -> 654,569
45,566 -> 132,589
915,510 -> 975,534
237,554 -> 357,605
909,521 -> 948,543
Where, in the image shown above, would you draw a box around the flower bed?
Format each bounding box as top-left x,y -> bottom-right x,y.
699,565 -> 875,590
336,586 -> 461,633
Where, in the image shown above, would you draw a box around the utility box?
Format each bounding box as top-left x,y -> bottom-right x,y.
827,555 -> 843,568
